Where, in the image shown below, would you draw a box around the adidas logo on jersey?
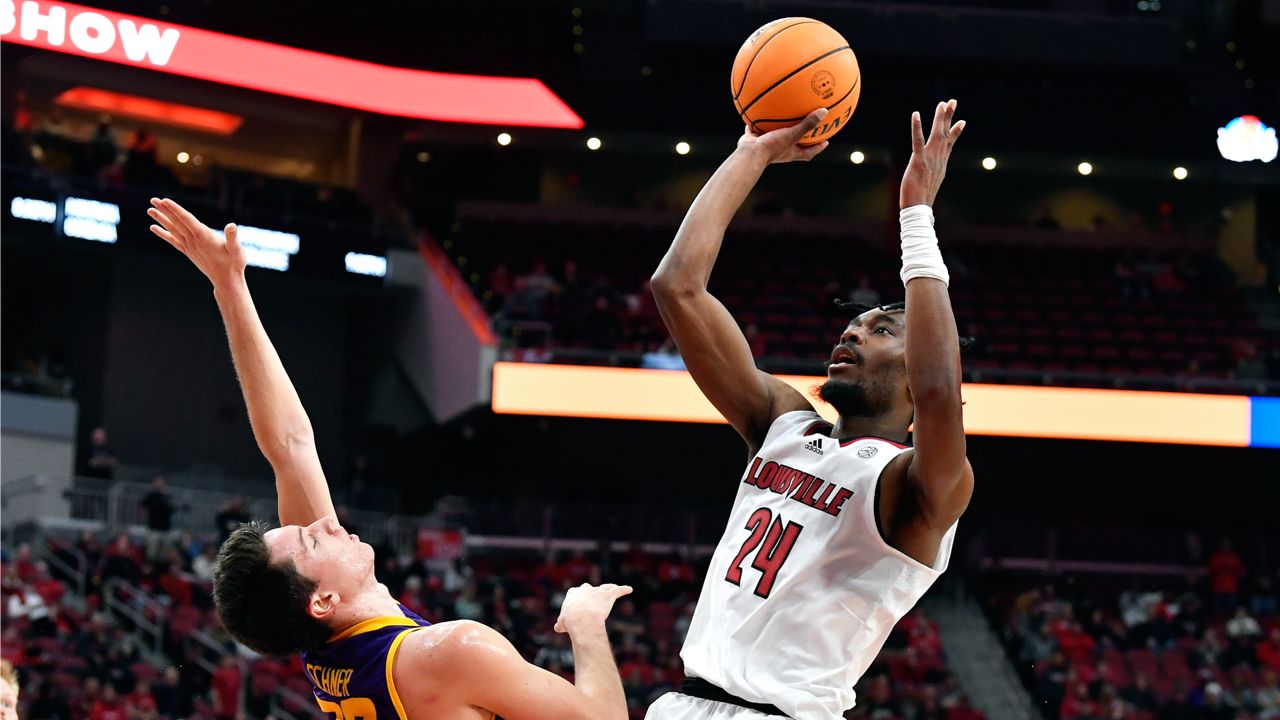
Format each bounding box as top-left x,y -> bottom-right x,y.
804,438 -> 824,456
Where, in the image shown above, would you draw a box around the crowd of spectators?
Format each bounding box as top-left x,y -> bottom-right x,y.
4,525 -> 975,720
486,259 -> 668,358
2,105 -> 372,229
995,541 -> 1280,719
454,212 -> 1278,394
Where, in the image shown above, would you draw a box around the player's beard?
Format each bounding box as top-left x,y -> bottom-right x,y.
818,378 -> 886,418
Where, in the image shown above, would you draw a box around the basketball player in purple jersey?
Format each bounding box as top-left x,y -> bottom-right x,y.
147,198 -> 630,720
645,101 -> 973,719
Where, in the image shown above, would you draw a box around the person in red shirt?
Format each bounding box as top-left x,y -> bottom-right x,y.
125,681 -> 158,720
1207,539 -> 1245,616
90,685 -> 128,720
1059,683 -> 1099,720
13,545 -> 36,584
209,655 -> 242,720
1258,627 -> 1280,672
32,563 -> 64,605
945,695 -> 984,720
157,564 -> 193,607
561,550 -> 596,586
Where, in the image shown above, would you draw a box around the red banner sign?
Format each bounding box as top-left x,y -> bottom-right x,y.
1,0 -> 584,128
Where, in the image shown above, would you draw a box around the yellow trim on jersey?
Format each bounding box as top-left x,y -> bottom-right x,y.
385,627 -> 419,720
328,616 -> 420,643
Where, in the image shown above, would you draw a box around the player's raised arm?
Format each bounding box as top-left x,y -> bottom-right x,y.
650,110 -> 828,450
397,584 -> 633,720
897,100 -> 973,528
147,198 -> 336,528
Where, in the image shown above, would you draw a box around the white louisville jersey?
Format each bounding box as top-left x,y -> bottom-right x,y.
678,410 -> 958,720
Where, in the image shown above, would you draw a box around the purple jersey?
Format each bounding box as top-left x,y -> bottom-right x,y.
301,604 -> 429,720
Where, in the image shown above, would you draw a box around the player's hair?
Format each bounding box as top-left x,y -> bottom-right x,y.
213,520 -> 331,657
0,659 -> 18,698
835,299 -> 976,352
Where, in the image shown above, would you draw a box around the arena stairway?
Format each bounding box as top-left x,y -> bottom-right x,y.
921,591 -> 1039,720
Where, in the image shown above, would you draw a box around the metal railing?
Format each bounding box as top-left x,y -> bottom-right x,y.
38,541 -> 87,598
271,685 -> 324,720
102,579 -> 168,657
56,476 -> 431,558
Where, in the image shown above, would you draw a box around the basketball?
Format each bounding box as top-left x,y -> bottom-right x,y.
731,18 -> 861,145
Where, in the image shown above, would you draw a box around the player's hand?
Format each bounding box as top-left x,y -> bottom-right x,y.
554,583 -> 633,636
147,197 -> 247,288
900,99 -> 966,209
737,108 -> 829,164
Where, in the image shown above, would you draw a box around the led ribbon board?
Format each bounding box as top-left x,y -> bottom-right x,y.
1,0 -> 584,128
491,363 -> 1280,448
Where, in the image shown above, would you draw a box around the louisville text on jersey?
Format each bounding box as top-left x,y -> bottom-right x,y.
743,457 -> 855,517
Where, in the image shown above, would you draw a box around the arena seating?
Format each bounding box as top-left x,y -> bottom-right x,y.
449,204 -> 1277,396
2,533 -> 973,720
987,559 -> 1280,719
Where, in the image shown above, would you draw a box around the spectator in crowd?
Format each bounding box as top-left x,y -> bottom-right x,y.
214,496 -> 251,545
6,574 -> 53,637
90,684 -> 127,720
1259,627 -> 1280,673
98,534 -> 141,590
1257,670 -> 1280,718
0,659 -> 17,720
140,476 -> 177,561
152,666 -> 189,719
84,426 -> 119,480
88,118 -> 119,181
193,543 -> 218,582
125,681 -> 158,720
453,582 -> 484,620
28,676 -> 72,720
123,127 -> 158,186
1226,606 -> 1262,641
1209,540 -> 1246,615
1252,576 -> 1279,618
12,543 -> 36,582
209,655 -> 241,720
607,598 -> 647,645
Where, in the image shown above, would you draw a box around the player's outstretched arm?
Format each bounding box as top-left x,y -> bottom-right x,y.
650,110 -> 828,451
147,198 -> 336,528
397,584 -> 633,720
898,100 -> 973,528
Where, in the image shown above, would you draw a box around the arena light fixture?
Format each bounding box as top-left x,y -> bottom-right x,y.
982,157 -> 997,171
344,252 -> 387,278
497,132 -> 513,146
2,0 -> 584,128
63,196 -> 120,243
586,137 -> 602,151
1217,116 -> 1278,162
10,197 -> 57,223
1173,166 -> 1188,180
675,141 -> 691,155
218,224 -> 299,272
491,362 -> 1280,448
849,150 -> 865,164
1077,161 -> 1094,176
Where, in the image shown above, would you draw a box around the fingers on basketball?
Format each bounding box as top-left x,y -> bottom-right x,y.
797,141 -> 829,161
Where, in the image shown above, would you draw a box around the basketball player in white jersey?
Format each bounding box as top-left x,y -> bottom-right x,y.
645,100 -> 971,720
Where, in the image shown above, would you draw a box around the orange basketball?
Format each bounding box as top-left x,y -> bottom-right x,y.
731,18 -> 861,146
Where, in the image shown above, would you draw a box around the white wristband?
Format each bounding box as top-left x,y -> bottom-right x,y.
899,205 -> 949,287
